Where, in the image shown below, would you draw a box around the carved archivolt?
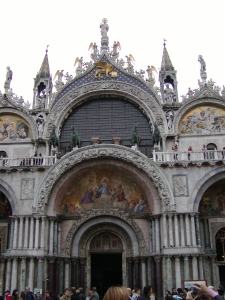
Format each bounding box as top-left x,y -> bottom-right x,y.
64,211 -> 146,257
44,81 -> 167,138
33,144 -> 174,214
174,97 -> 225,133
78,223 -> 133,257
0,107 -> 38,140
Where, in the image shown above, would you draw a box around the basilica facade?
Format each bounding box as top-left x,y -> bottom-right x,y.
0,18 -> 225,298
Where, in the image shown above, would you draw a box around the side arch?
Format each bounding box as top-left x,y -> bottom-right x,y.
191,166 -> 225,212
0,178 -> 18,215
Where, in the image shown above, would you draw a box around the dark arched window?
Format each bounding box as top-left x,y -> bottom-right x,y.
0,191 -> 12,218
60,98 -> 153,157
216,228 -> 225,261
0,151 -> 7,158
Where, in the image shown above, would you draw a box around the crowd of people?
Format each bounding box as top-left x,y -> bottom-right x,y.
1,283 -> 224,300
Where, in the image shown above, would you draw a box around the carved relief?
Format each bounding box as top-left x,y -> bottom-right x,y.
34,145 -> 174,214
173,175 -> 188,197
21,179 -> 34,200
0,224 -> 8,252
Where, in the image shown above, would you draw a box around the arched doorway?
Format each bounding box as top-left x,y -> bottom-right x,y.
90,232 -> 123,297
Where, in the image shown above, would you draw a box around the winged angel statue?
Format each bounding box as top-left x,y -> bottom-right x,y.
94,62 -> 117,78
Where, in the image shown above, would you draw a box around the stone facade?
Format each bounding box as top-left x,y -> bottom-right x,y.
0,19 -> 225,298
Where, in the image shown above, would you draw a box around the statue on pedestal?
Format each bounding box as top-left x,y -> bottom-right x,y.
198,55 -> 207,82
164,84 -> 175,103
49,125 -> 59,148
70,125 -> 81,148
131,122 -> 140,146
4,66 -> 13,92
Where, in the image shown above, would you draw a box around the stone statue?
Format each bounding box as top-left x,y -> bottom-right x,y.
36,90 -> 46,109
198,55 -> 207,82
36,116 -> 45,138
74,57 -> 84,76
49,125 -> 59,148
64,72 -> 73,83
153,123 -> 161,145
89,42 -> 99,61
70,125 -> 81,148
4,66 -> 13,92
164,83 -> 175,103
187,87 -> 194,98
221,85 -> 225,97
100,18 -> 109,38
166,111 -> 174,131
111,41 -> 121,60
17,96 -> 24,106
131,122 -> 140,146
125,55 -> 135,74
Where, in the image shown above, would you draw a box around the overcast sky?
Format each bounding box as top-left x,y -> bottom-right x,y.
0,0 -> 224,104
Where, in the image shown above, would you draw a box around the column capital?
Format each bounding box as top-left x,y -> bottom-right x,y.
34,216 -> 41,220
183,255 -> 190,260
6,257 -> 12,262
48,216 -> 57,222
133,257 -> 139,264
167,213 -> 173,218
24,215 -> 30,220
80,258 -> 86,265
190,213 -> 196,217
19,256 -> 27,261
154,256 -> 162,263
191,254 -> 198,258
71,258 -> 78,264
174,255 -> 181,260
202,256 -> 207,262
0,258 -> 6,262
37,257 -> 44,263
140,257 -> 146,263
48,257 -> 56,263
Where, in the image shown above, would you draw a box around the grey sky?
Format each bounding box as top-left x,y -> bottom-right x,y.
0,0 -> 224,103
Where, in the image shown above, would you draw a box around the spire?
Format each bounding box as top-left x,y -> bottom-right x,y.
38,47 -> 50,78
161,41 -> 174,72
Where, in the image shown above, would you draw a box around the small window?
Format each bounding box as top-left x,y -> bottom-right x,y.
207,143 -> 217,150
0,151 -> 7,158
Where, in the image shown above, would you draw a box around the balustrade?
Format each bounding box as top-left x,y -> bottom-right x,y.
0,155 -> 57,167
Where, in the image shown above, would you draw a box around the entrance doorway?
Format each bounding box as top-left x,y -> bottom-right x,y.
91,253 -> 122,299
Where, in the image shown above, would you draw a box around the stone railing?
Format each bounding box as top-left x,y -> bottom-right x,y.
0,155 -> 57,167
153,150 -> 225,163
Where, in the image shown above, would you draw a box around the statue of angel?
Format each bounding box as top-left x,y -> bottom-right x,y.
88,42 -> 99,61
117,58 -> 125,68
214,85 -> 221,94
74,57 -> 84,76
53,70 -> 64,82
111,41 -> 121,60
125,54 -> 135,74
146,66 -> 157,80
208,78 -> 215,89
64,72 -> 73,83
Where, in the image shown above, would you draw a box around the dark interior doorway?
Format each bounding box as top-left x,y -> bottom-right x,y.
91,253 -> 122,299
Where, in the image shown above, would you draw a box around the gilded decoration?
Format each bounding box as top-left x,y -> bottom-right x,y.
199,180 -> 225,216
59,169 -> 148,215
0,114 -> 32,141
178,105 -> 225,134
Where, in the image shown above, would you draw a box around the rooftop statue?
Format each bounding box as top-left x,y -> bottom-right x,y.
125,54 -> 135,74
53,70 -> 64,82
88,42 -> 99,61
70,125 -> 81,148
111,41 -> 121,60
100,18 -> 109,38
198,55 -> 207,82
146,65 -> 157,84
164,83 -> 175,103
74,57 -> 84,76
131,122 -> 140,146
4,66 -> 13,92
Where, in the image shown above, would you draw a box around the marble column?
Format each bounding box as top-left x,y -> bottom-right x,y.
9,219 -> 14,249
183,256 -> 190,280
41,217 -> 46,249
141,258 -> 146,289
127,258 -> 133,289
0,259 -> 6,295
13,217 -> 18,249
151,257 -> 156,291
155,218 -> 160,253
174,214 -> 180,247
28,258 -> 35,291
5,258 -> 12,290
49,218 -> 55,255
185,214 -> 191,246
162,214 -> 168,248
195,214 -> 201,247
210,257 -> 218,287
35,217 -> 40,249
18,216 -> 24,249
48,258 -> 55,293
24,216 -> 29,248
180,215 -> 185,247
198,256 -> 204,280
37,257 -> 43,289
190,214 -> 197,247
57,222 -> 62,255
202,257 -> 211,286
149,220 -> 153,254
175,256 -> 181,288
55,259 -> 60,294
11,257 -> 18,291
20,257 -> 27,291
59,259 -> 64,293
152,220 -> 156,253
54,221 -> 58,254
192,255 -> 199,280
203,219 -> 210,249
134,258 -> 140,288
72,258 -> 78,289
168,214 -> 174,247
166,256 -> 172,291
80,258 -> 85,289
147,257 -> 152,285
45,141 -> 50,156
154,256 -> 162,298
29,217 -> 34,249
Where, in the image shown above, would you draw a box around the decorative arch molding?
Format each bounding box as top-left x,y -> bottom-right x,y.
174,98 -> 225,133
0,178 -> 18,215
209,221 -> 225,250
33,144 -> 174,214
67,214 -> 145,257
0,107 -> 38,140
77,222 -> 133,257
45,81 -> 167,138
191,166 -> 225,212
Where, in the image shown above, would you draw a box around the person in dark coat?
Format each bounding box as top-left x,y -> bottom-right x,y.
138,286 -> 152,300
25,288 -> 34,300
71,288 -> 79,300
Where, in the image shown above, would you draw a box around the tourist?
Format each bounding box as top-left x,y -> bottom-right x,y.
132,289 -> 140,300
127,288 -> 132,300
71,288 -> 79,300
78,288 -> 85,300
85,291 -> 93,300
45,292 -> 53,300
165,291 -> 173,300
171,288 -> 177,296
90,288 -> 98,300
202,144 -> 208,160
19,292 -> 25,300
188,146 -> 193,160
4,291 -> 11,300
12,290 -> 19,300
60,290 -> 71,300
139,286 -> 153,300
25,288 -> 34,300
193,282 -> 224,300
172,144 -> 178,161
103,287 -> 129,300
222,147 -> 225,159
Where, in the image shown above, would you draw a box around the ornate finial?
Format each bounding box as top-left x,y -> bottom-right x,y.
46,45 -> 49,53
163,38 -> 167,47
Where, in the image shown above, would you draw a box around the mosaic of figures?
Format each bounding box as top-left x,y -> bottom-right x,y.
0,114 -> 32,141
59,169 -> 148,215
199,182 -> 225,216
179,106 -> 225,134
0,192 -> 12,218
